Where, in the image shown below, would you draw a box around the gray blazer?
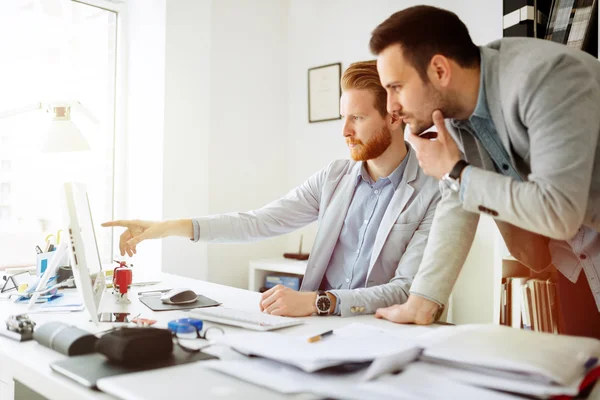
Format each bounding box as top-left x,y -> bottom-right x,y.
410,38 -> 600,305
195,149 -> 440,317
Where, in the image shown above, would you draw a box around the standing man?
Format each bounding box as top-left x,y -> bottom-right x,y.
103,61 -> 441,318
370,5 -> 600,338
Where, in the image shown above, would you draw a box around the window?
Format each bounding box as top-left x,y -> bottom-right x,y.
0,0 -> 118,268
0,183 -> 11,205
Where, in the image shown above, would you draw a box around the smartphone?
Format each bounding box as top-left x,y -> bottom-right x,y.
418,131 -> 438,139
97,312 -> 131,323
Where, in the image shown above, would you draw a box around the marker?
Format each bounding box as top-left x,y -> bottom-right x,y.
307,329 -> 333,343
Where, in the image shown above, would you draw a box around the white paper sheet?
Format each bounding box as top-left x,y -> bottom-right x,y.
411,361 -> 580,398
205,357 -> 522,400
359,363 -> 521,400
27,291 -> 84,313
214,323 -> 422,372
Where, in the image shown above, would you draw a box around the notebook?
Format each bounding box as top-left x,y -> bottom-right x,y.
50,346 -> 217,388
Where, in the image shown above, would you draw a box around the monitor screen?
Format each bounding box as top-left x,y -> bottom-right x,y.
62,182 -> 106,323
68,184 -> 103,277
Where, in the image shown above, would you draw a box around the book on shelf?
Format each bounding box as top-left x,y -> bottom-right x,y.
502,277 -> 560,333
510,277 -> 528,329
500,257 -> 561,333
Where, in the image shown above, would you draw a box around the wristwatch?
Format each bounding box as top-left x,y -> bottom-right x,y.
315,291 -> 332,315
442,160 -> 470,192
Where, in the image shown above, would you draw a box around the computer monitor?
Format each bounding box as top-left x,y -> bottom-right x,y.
62,182 -> 106,324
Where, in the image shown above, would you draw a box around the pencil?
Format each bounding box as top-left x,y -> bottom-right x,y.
307,329 -> 333,343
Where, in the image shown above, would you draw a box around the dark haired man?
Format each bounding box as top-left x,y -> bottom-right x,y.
370,5 -> 600,339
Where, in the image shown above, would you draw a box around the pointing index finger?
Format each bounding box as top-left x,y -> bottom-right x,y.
101,220 -> 129,228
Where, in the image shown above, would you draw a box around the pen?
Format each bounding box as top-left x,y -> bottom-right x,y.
307,329 -> 333,343
35,246 -> 43,254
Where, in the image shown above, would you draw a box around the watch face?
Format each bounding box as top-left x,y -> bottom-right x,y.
316,295 -> 331,313
443,176 -> 460,192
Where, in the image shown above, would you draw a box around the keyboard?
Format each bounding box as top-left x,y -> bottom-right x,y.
188,306 -> 304,331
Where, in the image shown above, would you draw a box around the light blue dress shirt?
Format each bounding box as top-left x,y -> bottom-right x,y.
457,55 -> 600,311
321,149 -> 409,314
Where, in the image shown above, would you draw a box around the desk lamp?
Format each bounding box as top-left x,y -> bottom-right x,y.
0,101 -> 95,153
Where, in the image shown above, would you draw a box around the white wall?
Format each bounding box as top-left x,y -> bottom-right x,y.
124,0 -> 290,287
285,0 -> 504,324
161,0 -> 211,280
123,0 -> 165,277
206,0 -> 290,288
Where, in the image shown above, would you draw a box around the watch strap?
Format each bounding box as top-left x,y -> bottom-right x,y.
449,160 -> 469,180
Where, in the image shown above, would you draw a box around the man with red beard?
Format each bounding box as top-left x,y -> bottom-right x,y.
103,61 -> 441,318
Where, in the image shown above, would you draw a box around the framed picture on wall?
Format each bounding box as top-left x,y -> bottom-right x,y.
308,62 -> 342,123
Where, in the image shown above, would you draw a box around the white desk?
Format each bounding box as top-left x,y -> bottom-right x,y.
0,272 -> 427,400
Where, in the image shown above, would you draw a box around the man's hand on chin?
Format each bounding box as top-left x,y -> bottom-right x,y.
259,285 -> 317,317
375,295 -> 440,325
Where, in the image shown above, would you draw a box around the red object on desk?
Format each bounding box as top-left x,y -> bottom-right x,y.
552,365 -> 600,400
113,262 -> 132,295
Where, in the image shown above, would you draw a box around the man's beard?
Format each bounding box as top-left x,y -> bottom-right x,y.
404,83 -> 458,136
347,125 -> 392,161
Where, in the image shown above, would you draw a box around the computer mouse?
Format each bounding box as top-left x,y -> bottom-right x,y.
160,288 -> 198,305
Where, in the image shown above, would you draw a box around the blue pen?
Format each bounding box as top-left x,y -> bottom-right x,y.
585,357 -> 598,371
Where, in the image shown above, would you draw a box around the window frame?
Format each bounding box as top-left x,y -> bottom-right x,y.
0,0 -> 127,269
74,0 -> 129,265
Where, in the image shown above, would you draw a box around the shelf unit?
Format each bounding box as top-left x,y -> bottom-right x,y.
248,258 -> 307,292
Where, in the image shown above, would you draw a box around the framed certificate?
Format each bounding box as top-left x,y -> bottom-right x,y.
308,63 -> 342,123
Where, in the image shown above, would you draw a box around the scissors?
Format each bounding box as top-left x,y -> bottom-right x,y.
44,230 -> 63,252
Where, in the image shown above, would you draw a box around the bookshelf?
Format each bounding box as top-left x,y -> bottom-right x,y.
248,258 -> 306,292
499,256 -> 561,333
503,0 -> 598,56
497,0 -> 599,333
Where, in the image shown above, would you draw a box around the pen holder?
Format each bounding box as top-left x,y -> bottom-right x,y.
36,251 -> 70,277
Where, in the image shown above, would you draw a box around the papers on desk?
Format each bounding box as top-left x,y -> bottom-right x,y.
417,323 -> 600,387
205,358 -> 522,400
211,322 -> 600,399
27,291 -> 84,313
407,362 -> 580,398
214,323 -> 424,372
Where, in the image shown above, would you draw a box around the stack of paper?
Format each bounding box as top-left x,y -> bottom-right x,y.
205,358 -> 523,400
417,324 -> 600,388
214,323 -> 426,372
210,322 -> 600,399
